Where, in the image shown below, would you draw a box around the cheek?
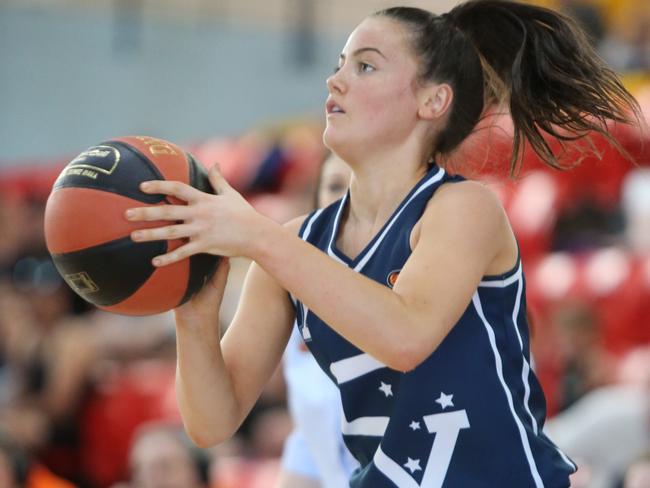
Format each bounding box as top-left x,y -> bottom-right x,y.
363,86 -> 417,130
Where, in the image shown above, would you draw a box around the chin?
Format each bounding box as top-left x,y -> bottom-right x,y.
322,127 -> 340,152
324,122 -> 355,148
323,131 -> 366,165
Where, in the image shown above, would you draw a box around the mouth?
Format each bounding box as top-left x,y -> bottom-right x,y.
326,99 -> 346,115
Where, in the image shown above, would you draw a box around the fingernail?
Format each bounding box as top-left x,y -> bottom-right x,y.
152,258 -> 162,266
131,231 -> 142,241
140,182 -> 150,191
125,209 -> 135,219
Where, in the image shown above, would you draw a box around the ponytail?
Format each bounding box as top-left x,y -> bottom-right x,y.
376,1 -> 642,175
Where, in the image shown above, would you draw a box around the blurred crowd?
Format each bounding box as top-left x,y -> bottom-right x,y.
0,0 -> 649,487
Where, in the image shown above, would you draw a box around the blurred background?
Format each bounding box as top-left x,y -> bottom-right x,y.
0,0 -> 649,487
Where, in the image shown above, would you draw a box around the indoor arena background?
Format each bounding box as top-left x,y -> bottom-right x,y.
0,0 -> 648,487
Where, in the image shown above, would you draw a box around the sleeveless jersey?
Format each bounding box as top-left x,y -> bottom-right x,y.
292,164 -> 576,487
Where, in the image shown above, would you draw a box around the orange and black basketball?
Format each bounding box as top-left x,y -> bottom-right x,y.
44,135 -> 220,316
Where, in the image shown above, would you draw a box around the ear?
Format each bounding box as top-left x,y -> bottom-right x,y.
418,83 -> 453,121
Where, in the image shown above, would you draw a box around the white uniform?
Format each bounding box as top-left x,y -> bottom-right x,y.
282,327 -> 358,487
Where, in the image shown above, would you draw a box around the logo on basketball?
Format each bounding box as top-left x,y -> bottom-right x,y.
64,271 -> 100,294
62,145 -> 121,180
387,269 -> 401,288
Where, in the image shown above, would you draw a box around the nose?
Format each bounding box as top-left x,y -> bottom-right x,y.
326,70 -> 346,94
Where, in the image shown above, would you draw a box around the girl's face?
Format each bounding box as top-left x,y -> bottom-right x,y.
318,155 -> 352,207
323,16 -> 422,158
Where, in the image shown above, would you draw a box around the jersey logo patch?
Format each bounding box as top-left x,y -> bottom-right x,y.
387,269 -> 401,288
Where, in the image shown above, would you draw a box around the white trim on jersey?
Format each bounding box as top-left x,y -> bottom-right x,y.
475,261 -> 577,477
486,263 -> 540,436
327,168 -> 446,271
353,168 -> 445,272
330,353 -> 387,384
341,415 -> 389,437
327,193 -> 349,265
304,208 -> 325,239
555,446 -> 578,472
511,268 -> 541,436
291,208 -> 325,308
472,292 -> 545,488
478,265 -> 522,287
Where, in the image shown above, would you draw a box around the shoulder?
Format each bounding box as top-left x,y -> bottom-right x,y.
422,179 -> 507,231
412,179 -> 510,257
432,179 -> 504,214
283,214 -> 310,235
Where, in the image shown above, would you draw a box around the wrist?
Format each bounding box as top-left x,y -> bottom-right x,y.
246,216 -> 285,263
174,311 -> 220,340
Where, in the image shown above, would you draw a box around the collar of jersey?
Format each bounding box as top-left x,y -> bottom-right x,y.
327,164 -> 446,271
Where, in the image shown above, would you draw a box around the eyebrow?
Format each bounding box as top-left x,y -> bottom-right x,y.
339,47 -> 387,61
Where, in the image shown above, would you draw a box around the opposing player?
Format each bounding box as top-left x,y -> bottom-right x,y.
126,1 -> 641,486
277,153 -> 357,488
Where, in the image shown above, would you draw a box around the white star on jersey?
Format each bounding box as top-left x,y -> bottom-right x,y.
379,381 -> 393,397
404,457 -> 422,474
409,421 -> 421,431
435,391 -> 454,409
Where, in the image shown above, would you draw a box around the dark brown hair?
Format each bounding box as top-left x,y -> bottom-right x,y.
375,0 -> 642,175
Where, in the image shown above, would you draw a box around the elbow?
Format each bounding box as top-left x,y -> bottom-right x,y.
386,340 -> 431,373
385,324 -> 443,372
181,408 -> 240,448
184,423 -> 233,449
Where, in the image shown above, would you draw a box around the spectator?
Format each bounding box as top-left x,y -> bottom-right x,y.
112,423 -> 209,488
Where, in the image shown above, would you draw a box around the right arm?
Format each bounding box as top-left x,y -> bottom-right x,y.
174,220 -> 301,447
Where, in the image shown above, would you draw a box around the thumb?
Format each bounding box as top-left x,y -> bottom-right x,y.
178,257 -> 230,314
208,256 -> 230,293
208,163 -> 234,195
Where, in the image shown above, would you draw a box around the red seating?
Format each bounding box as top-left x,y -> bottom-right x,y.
79,360 -> 179,488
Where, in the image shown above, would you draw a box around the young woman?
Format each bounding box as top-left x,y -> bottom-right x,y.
126,1 -> 641,486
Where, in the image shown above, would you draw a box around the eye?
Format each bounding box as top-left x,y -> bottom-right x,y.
333,65 -> 342,74
359,62 -> 375,73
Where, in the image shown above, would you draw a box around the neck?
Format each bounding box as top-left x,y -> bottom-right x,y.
345,144 -> 429,227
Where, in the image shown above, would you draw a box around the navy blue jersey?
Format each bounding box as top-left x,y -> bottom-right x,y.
291,164 -> 576,487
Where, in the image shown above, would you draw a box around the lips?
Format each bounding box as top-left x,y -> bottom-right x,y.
326,98 -> 346,115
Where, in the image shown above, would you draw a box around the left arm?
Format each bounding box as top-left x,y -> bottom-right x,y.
127,169 -> 514,371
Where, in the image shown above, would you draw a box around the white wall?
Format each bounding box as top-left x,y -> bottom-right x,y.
0,4 -> 346,163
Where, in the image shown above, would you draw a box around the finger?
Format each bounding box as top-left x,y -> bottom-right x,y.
139,180 -> 204,203
125,204 -> 191,222
208,164 -> 234,195
151,241 -> 204,267
131,223 -> 195,243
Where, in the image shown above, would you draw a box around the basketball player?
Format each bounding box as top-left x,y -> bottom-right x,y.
126,1 -> 641,485
277,153 -> 357,488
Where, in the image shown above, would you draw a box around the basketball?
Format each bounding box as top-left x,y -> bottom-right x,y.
44,135 -> 220,316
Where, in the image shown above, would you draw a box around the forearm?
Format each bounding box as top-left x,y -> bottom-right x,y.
251,221 -> 430,371
175,320 -> 240,447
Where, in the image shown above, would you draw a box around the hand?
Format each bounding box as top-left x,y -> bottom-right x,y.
125,165 -> 266,266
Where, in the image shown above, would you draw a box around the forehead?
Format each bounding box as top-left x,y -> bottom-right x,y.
342,16 -> 412,58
